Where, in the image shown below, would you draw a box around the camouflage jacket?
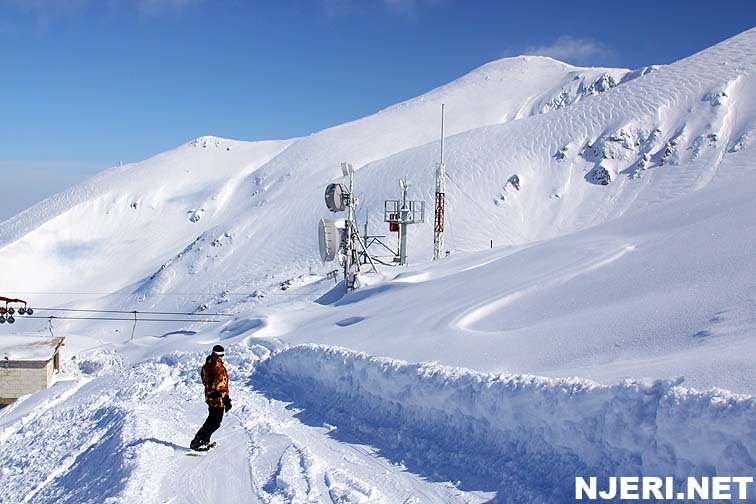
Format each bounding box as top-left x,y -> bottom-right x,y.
201,354 -> 229,408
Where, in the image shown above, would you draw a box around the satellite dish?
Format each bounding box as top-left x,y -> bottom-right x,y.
325,183 -> 347,213
318,219 -> 340,262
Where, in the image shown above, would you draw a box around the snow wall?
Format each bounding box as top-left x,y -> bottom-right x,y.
256,344 -> 756,502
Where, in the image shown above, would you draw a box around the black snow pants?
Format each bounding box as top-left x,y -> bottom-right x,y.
194,406 -> 224,443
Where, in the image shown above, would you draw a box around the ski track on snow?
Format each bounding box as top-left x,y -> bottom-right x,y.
454,243 -> 636,332
0,346 -> 480,503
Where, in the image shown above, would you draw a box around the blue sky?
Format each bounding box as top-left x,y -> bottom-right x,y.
1,0 -> 754,219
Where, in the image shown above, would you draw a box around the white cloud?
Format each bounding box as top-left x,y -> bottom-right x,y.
524,35 -> 614,65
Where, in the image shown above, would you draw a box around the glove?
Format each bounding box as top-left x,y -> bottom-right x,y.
224,398 -> 232,412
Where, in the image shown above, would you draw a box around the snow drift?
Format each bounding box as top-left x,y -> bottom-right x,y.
257,344 -> 756,502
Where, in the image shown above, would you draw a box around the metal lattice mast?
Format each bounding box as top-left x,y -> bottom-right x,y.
344,164 -> 356,292
433,104 -> 446,261
321,163 -> 377,294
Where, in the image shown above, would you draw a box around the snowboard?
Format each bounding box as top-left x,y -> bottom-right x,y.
186,442 -> 216,456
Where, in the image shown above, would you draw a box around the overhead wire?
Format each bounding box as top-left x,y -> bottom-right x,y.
1,290 -> 320,297
16,315 -> 222,323
34,307 -> 233,317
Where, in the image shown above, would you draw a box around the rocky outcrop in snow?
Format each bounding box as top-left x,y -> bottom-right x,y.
536,71 -> 625,114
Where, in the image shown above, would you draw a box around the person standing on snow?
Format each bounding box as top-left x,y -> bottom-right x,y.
190,344 -> 232,451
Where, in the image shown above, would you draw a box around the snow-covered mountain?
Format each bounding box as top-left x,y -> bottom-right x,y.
1,27 -> 756,503
0,57 -> 631,303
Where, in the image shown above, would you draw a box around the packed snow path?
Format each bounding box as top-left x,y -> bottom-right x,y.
0,345 -> 485,504
2,341 -> 755,503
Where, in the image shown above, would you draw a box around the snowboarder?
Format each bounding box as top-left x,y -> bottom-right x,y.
190,344 -> 232,451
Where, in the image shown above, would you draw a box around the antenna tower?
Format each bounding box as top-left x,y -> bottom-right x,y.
433,104 -> 446,261
319,163 -> 377,293
384,179 -> 424,265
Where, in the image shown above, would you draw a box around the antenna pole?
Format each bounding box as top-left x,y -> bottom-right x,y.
399,179 -> 410,265
433,104 -> 446,261
364,209 -> 368,242
345,167 -> 355,292
440,103 -> 445,164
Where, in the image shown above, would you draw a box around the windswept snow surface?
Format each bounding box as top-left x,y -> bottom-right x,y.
2,28 -> 756,503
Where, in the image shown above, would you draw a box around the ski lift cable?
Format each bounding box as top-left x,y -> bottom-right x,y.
2,291 -> 327,298
15,315 -> 222,323
33,307 -> 234,317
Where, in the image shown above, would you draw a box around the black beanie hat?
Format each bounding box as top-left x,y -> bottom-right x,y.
212,344 -> 225,355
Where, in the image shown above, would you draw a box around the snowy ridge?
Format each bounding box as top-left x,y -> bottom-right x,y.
0,137 -> 294,246
258,344 -> 756,502
0,137 -> 296,298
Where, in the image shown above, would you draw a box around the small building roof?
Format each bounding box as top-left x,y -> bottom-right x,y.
0,335 -> 64,362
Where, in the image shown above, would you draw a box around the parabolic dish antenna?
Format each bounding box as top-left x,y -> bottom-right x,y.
318,218 -> 340,262
325,183 -> 347,213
